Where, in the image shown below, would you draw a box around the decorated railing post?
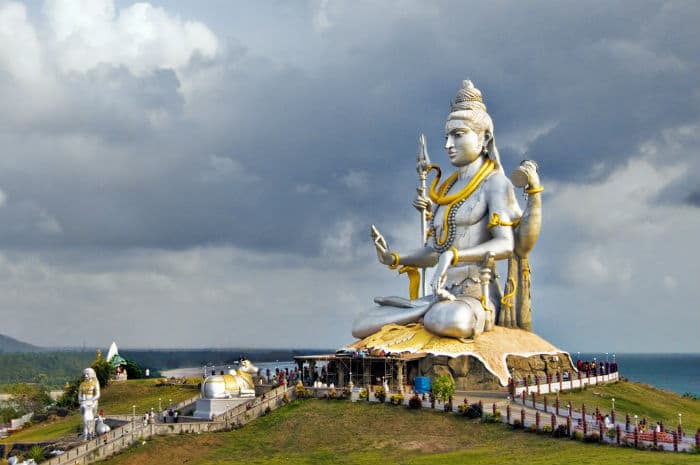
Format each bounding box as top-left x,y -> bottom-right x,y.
523,377 -> 529,395
673,431 -> 678,452
550,413 -> 556,433
695,428 -> 700,450
595,406 -> 599,421
555,396 -> 560,416
633,426 -> 638,448
616,424 -> 621,445
625,413 -> 630,432
677,424 -> 682,440
520,408 -> 526,427
506,404 -> 511,423
535,376 -> 540,394
581,403 -> 586,424
535,411 -> 540,431
521,390 -> 526,404
492,403 -> 496,416
598,420 -> 604,442
531,391 -> 536,408
568,403 -> 572,418
652,429 -> 658,448
543,395 -> 548,413
559,372 -> 563,391
659,420 -> 664,432
583,416 -> 587,436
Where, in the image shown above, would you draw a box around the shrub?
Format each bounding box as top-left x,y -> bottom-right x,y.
482,413 -> 501,424
373,386 -> 386,403
528,424 -> 538,433
542,425 -> 552,433
328,388 -> 338,399
264,406 -> 272,415
390,394 -> 404,405
584,432 -> 600,443
512,419 -> 523,429
359,388 -> 368,400
552,424 -> 568,438
460,403 -> 482,419
605,428 -> 616,439
408,394 -> 422,409
432,376 -> 455,404
573,431 -> 583,440
27,445 -> 45,462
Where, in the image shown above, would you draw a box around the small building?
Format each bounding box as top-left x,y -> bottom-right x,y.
106,341 -> 128,381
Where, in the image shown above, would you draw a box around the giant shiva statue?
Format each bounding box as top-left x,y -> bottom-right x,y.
353,80 -> 542,341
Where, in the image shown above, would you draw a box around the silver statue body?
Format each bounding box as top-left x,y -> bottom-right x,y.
353,80 -> 542,340
78,367 -> 100,440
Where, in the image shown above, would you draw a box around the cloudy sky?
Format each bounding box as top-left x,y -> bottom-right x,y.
0,0 -> 698,353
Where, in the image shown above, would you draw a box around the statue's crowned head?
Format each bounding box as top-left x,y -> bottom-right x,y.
446,80 -> 501,170
82,367 -> 97,381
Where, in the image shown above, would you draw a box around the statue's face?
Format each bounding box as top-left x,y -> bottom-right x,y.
444,119 -> 483,167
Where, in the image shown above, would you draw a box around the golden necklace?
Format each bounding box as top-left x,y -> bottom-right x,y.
427,159 -> 496,248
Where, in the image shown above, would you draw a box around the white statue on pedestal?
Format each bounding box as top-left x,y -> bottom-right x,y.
79,367 -> 100,440
353,80 -> 543,341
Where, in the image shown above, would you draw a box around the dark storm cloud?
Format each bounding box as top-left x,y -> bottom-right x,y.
1,0 -> 698,258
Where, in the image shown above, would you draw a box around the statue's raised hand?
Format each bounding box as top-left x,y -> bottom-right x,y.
370,225 -> 393,265
511,160 -> 541,189
412,189 -> 433,212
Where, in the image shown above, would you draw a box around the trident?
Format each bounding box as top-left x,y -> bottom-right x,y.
416,134 -> 431,297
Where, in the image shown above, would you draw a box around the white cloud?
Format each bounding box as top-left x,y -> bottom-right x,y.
340,170 -> 369,192
311,0 -> 333,32
44,0 -> 219,76
0,2 -> 43,82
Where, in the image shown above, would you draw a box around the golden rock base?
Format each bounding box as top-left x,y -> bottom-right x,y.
350,324 -> 571,386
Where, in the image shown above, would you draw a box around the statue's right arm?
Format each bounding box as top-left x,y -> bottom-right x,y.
370,225 -> 438,268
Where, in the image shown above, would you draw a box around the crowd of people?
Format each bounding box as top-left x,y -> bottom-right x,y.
575,358 -> 618,377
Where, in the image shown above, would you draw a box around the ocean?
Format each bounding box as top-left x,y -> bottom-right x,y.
577,353 -> 700,397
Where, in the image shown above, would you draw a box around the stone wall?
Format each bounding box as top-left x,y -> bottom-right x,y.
416,352 -> 574,391
507,353 -> 574,383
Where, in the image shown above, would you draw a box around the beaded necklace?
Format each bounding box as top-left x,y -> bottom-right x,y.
428,159 -> 495,252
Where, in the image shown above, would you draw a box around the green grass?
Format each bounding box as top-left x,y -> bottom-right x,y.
543,379 -> 700,432
98,399 -> 699,465
1,379 -> 198,443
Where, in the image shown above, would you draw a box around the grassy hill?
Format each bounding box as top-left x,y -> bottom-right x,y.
0,379 -> 199,444
97,399 -> 698,465
0,335 -> 41,353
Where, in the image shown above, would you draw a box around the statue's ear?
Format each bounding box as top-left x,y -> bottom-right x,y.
483,131 -> 493,147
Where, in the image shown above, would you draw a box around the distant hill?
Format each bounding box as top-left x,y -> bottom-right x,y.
0,334 -> 42,353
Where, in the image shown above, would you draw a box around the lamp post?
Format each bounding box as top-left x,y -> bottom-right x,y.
158,398 -> 162,412
634,414 -> 638,430
611,398 -> 615,423
132,404 -> 136,442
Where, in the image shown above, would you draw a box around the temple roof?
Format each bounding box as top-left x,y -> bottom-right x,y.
106,341 -> 126,367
